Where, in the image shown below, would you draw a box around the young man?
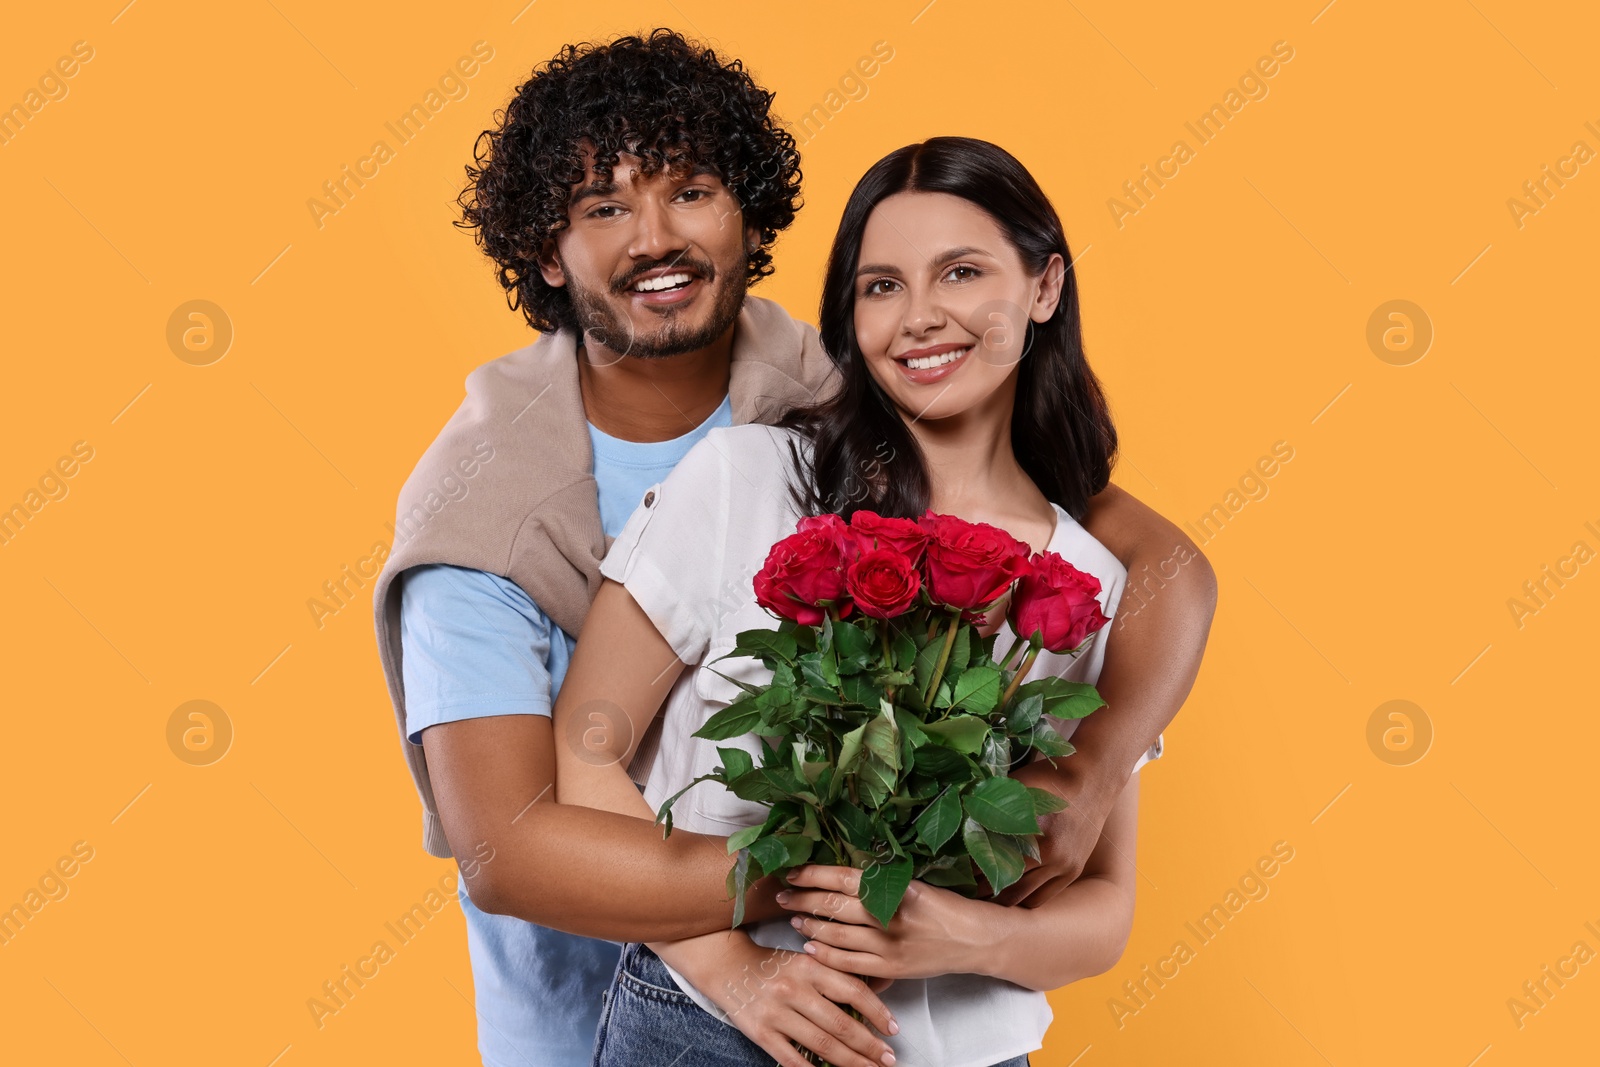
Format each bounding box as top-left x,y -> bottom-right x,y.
373,29 -> 1215,1067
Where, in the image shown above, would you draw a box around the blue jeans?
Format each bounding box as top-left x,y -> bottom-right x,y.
591,942 -> 1030,1067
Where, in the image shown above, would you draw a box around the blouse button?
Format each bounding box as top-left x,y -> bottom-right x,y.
643,490 -> 656,508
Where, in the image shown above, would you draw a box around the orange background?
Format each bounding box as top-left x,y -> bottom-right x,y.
2,1 -> 1597,1064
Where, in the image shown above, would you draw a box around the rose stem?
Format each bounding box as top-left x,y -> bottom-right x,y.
922,609 -> 961,706
999,646 -> 1041,709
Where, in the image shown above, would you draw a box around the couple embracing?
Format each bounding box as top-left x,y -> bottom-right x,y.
373,29 -> 1215,1067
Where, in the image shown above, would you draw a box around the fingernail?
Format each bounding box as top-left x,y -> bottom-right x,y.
775,891 -> 791,905
789,916 -> 803,929
888,1018 -> 900,1035
802,941 -> 817,954
882,1051 -> 896,1065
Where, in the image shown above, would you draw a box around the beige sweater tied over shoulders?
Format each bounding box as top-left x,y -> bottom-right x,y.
373,296 -> 837,858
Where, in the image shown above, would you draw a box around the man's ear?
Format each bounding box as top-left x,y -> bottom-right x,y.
536,241 -> 566,288
744,223 -> 761,256
1031,252 -> 1066,322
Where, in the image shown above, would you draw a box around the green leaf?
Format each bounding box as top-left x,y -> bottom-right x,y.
912,744 -> 976,783
830,799 -> 876,849
654,773 -> 726,834
952,664 -> 1001,714
837,721 -> 868,773
1016,676 -> 1106,720
862,706 -> 900,770
914,787 -> 962,851
818,613 -> 835,656
963,817 -> 1027,895
948,625 -> 971,676
717,746 -> 755,781
694,695 -> 763,740
856,755 -> 897,809
727,849 -> 755,927
1027,786 -> 1068,816
749,832 -> 814,876
919,854 -> 977,888
920,714 -> 990,754
1024,719 -> 1077,758
892,630 -> 918,672
833,619 -> 875,674
978,734 -> 1011,779
859,857 -> 914,928
840,674 -> 883,708
1006,693 -> 1045,735
963,776 -> 1041,835
720,628 -> 798,665
726,823 -> 766,853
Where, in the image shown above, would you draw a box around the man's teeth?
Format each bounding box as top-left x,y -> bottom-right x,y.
904,346 -> 970,370
634,272 -> 694,293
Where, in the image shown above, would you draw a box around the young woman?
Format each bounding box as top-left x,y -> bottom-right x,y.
553,137 -> 1168,1067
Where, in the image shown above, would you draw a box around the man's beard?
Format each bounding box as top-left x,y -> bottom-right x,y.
564,250 -> 748,360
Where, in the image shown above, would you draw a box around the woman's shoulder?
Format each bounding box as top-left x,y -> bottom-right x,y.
677,422 -> 808,480
1046,503 -> 1128,591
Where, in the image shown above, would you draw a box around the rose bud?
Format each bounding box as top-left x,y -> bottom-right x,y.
846,548 -> 922,619
1008,550 -> 1110,654
919,510 -> 1032,610
753,523 -> 855,626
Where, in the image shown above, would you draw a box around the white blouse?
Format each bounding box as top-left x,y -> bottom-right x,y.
599,423 -> 1162,1067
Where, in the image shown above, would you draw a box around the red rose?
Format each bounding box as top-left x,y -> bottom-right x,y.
919,511 -> 1032,610
1008,550 -> 1110,653
846,549 -> 922,619
797,513 -> 852,543
849,511 -> 930,564
753,522 -> 855,626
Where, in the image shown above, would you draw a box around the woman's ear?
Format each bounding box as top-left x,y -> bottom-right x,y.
536,241 -> 566,288
1031,252 -> 1066,322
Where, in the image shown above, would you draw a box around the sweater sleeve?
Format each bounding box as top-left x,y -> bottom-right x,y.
597,428 -> 750,665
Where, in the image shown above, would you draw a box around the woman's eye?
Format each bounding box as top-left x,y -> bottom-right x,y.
863,279 -> 897,296
944,265 -> 980,282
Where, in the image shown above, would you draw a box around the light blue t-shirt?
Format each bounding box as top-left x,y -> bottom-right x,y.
397,393 -> 732,1067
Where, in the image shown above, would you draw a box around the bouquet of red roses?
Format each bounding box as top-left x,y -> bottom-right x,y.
656,509 -> 1112,930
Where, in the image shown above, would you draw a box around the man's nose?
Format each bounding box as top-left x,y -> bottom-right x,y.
626,199 -> 686,264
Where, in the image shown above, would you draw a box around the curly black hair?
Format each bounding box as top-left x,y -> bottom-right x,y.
456,28 -> 802,334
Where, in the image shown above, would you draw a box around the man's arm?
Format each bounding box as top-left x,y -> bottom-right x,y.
998,482 -> 1216,906
401,565 -> 783,940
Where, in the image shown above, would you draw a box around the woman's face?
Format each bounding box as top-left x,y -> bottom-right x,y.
852,191 -> 1063,425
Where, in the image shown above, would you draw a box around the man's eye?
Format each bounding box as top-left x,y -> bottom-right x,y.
678,188 -> 708,202
590,205 -> 621,219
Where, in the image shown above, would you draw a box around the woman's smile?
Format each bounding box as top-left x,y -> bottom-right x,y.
893,341 -> 974,383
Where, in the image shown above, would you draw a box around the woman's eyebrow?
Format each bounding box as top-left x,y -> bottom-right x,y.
856,245 -> 992,278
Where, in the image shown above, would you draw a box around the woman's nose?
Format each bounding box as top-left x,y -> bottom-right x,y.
902,284 -> 947,336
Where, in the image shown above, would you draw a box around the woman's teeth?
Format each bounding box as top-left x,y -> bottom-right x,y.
903,346 -> 971,370
634,273 -> 694,293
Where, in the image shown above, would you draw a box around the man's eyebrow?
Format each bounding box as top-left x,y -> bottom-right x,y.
568,179 -> 618,208
568,162 -> 720,209
855,247 -> 992,278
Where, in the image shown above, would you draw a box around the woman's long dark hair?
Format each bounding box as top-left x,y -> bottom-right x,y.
781,137 -> 1117,524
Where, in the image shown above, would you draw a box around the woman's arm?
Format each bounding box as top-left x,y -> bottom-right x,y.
780,773 -> 1141,991
551,580 -> 899,1067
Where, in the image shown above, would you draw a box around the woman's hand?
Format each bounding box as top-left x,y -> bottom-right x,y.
654,931 -> 900,1067
776,865 -> 990,981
